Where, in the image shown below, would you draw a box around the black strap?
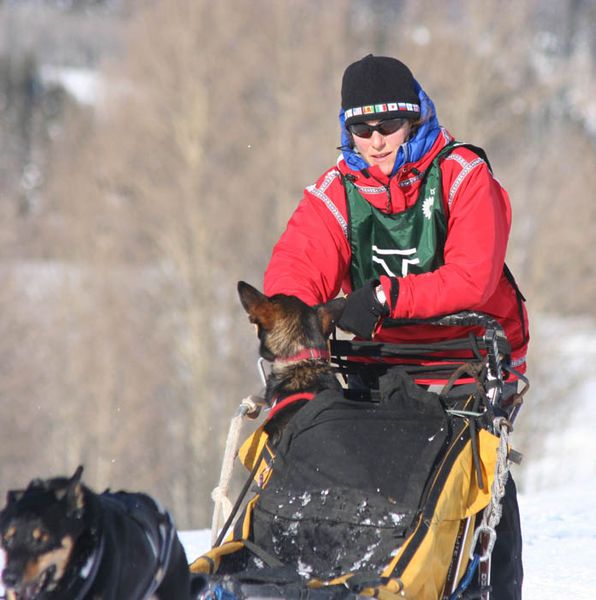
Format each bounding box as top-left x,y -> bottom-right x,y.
214,447 -> 266,547
456,143 -> 492,172
503,263 -> 528,344
503,264 -> 526,302
389,277 -> 399,308
70,532 -> 105,600
346,572 -> 397,594
242,539 -> 285,569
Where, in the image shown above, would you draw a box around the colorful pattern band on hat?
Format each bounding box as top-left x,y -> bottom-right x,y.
345,102 -> 420,120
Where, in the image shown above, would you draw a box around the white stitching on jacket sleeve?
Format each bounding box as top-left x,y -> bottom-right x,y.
445,155 -> 485,208
306,170 -> 348,237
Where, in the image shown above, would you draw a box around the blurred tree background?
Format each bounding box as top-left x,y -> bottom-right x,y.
0,0 -> 594,528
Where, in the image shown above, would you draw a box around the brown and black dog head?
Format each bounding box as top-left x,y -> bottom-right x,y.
0,466 -> 86,599
237,281 -> 345,362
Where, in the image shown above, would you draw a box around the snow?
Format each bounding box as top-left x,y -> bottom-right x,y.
522,378 -> 596,494
520,481 -> 596,600
178,529 -> 212,567
40,65 -> 101,106
518,375 -> 596,599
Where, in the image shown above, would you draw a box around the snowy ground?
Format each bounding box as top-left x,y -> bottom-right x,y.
520,481 -> 596,599
518,377 -> 596,599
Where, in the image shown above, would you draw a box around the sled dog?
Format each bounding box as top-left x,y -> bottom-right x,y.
0,466 -> 191,600
237,281 -> 345,444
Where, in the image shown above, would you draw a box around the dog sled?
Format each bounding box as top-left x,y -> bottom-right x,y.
190,308 -> 528,600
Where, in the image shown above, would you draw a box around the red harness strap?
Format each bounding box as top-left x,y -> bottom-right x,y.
268,392 -> 315,421
274,348 -> 330,363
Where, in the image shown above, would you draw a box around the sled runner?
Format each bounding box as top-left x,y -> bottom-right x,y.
190,301 -> 528,600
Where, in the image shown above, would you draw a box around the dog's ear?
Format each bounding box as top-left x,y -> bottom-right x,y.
71,465 -> 84,484
237,281 -> 278,331
316,297 -> 346,338
65,466 -> 85,518
237,281 -> 267,315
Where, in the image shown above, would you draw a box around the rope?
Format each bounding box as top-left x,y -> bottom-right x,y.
468,416 -> 513,599
210,395 -> 263,547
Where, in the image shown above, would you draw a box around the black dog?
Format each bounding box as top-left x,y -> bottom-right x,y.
237,281 -> 345,445
0,466 -> 191,600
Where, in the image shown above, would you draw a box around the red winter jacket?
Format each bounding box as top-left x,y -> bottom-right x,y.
264,128 -> 529,370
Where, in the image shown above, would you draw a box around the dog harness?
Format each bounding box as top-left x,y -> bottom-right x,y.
68,532 -> 106,600
274,348 -> 331,364
67,495 -> 178,600
268,392 -> 315,421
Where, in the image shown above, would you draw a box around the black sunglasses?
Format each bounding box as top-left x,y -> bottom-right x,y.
348,117 -> 408,139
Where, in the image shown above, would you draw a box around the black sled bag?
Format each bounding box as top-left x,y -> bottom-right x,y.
191,369 -> 499,599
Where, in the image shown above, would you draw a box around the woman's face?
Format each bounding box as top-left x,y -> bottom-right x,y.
351,119 -> 411,176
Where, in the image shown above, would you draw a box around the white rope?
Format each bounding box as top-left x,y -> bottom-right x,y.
471,417 -> 511,559
470,416 -> 512,599
210,395 -> 262,547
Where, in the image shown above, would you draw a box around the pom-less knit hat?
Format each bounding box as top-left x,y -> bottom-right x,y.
341,54 -> 420,127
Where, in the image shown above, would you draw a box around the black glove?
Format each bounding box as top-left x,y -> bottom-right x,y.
337,279 -> 390,339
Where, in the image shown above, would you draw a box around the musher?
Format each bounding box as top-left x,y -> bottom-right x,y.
263,54 -> 528,599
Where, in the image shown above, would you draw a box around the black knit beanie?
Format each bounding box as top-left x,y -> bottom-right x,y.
341,54 -> 420,127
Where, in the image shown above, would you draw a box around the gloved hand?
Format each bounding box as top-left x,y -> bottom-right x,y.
337,279 -> 390,339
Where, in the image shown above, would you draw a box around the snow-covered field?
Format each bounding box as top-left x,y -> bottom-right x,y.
520,480 -> 596,599
518,376 -> 596,599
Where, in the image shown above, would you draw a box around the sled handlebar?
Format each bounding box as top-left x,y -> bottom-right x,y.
387,311 -> 506,337
330,311 -> 510,366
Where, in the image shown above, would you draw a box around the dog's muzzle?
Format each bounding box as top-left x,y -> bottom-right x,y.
3,563 -> 57,600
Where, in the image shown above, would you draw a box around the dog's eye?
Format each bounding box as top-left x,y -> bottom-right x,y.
31,528 -> 49,545
2,526 -> 16,548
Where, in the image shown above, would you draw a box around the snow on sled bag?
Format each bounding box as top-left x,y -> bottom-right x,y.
190,368 -> 500,600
